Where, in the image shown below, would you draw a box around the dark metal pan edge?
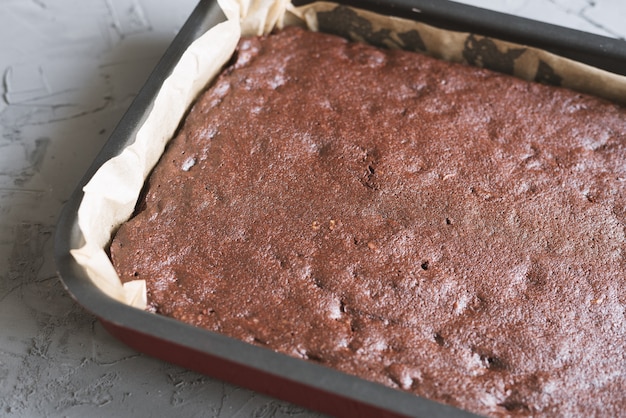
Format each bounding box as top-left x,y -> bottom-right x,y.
292,0 -> 626,76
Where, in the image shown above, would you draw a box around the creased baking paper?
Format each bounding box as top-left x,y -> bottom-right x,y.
70,0 -> 626,310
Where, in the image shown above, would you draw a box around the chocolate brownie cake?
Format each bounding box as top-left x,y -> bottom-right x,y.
110,27 -> 626,416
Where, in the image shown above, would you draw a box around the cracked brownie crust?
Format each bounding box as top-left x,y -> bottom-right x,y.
111,27 -> 626,417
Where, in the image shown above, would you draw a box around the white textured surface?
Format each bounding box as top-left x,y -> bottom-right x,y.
0,1 -> 624,417
453,0 -> 626,39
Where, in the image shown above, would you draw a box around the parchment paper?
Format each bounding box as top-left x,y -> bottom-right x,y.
70,0 -> 626,310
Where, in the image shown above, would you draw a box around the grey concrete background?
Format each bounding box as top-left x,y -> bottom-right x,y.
1,0 -> 624,417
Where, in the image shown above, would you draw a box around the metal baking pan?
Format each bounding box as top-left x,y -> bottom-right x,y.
55,1 -> 626,417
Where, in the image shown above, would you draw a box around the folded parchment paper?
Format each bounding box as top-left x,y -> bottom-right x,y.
70,0 -> 626,309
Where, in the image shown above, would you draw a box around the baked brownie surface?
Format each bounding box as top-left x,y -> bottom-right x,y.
111,27 -> 626,417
